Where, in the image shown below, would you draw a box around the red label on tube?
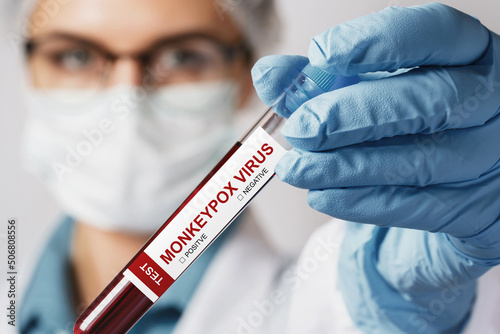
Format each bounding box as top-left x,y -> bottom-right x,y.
126,252 -> 174,299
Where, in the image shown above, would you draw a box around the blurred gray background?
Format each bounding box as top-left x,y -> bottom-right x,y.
0,1 -> 498,332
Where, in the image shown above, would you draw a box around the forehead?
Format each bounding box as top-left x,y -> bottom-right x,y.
30,0 -> 242,52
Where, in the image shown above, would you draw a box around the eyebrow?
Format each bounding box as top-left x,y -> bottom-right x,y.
26,32 -> 112,57
26,31 -> 244,58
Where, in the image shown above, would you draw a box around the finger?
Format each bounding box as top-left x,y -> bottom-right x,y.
309,3 -> 491,76
251,55 -> 309,108
281,65 -> 500,151
276,115 -> 500,188
306,162 -> 500,240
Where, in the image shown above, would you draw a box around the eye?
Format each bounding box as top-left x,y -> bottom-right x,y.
158,48 -> 211,71
147,38 -> 231,84
51,47 -> 96,71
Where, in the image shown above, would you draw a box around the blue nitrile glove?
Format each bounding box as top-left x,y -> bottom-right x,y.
252,3 -> 500,334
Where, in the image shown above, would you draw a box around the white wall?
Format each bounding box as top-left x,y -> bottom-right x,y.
276,0 -> 499,56
0,1 -> 498,331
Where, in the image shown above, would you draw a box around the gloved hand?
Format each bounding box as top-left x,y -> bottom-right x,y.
252,3 -> 500,333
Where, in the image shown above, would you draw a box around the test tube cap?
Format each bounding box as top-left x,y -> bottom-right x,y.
302,63 -> 337,92
302,63 -> 361,92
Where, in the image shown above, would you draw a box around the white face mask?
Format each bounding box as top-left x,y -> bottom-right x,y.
22,81 -> 240,233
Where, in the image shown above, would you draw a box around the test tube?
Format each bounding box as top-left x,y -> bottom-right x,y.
74,63 -> 360,334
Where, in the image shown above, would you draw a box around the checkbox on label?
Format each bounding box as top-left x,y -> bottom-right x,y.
237,194 -> 244,201
179,257 -> 186,264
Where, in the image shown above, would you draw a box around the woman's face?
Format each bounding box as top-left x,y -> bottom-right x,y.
27,0 -> 253,105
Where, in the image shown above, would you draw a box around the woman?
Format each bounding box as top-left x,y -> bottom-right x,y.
19,0 -> 286,332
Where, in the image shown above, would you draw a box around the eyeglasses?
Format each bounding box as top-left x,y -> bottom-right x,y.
25,33 -> 251,90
